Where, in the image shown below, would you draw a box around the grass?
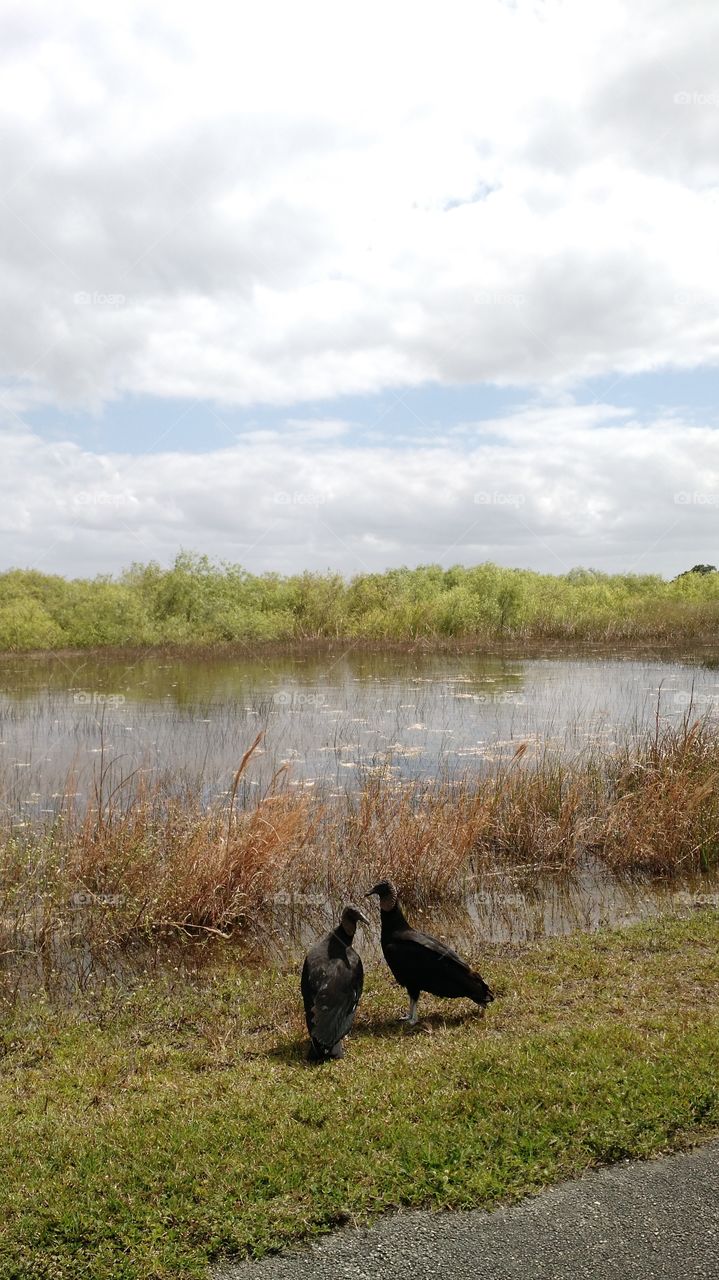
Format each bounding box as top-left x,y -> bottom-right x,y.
0,911 -> 717,1278
2,554 -> 719,651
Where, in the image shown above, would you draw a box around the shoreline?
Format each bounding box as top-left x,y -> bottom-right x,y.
2,631 -> 719,665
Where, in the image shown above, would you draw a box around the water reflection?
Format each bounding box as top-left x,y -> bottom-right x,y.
3,648 -> 719,824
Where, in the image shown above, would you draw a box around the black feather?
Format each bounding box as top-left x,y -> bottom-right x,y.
301,920 -> 364,1059
380,899 -> 494,1007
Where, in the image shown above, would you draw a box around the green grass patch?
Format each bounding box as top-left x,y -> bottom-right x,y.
1,913 -> 718,1278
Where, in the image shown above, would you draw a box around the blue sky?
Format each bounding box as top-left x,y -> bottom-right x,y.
25,369 -> 719,456
28,382 -> 526,454
1,0 -> 718,578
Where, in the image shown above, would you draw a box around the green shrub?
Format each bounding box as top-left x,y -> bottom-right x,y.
1,553 -> 719,651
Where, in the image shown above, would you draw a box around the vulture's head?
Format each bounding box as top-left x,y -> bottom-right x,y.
340,904 -> 370,935
365,879 -> 399,911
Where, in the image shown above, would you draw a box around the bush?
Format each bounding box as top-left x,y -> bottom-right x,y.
1,552 -> 719,651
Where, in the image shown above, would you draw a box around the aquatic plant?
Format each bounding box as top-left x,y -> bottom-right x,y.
2,716 -> 718,974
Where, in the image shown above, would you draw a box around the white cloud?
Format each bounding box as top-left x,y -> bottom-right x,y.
4,405 -> 719,577
0,0 -> 717,412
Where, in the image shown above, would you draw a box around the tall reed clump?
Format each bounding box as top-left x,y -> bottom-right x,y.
50,735 -> 322,939
468,744 -> 601,871
599,716 -> 719,874
323,770 -> 493,903
306,745 -> 600,902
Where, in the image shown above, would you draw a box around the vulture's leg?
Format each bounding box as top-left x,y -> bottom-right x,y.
400,996 -> 419,1025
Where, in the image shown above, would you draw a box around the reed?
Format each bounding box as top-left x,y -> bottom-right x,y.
2,714 -> 718,974
600,715 -> 719,873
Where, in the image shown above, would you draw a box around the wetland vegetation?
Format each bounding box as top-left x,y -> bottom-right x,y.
2,569 -> 719,1278
1,553 -> 719,651
2,695 -> 719,1001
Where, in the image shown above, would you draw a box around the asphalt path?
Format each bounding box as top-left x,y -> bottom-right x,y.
211,1140 -> 719,1280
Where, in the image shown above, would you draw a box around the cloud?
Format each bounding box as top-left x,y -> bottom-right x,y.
0,0 -> 717,414
4,403 -> 719,577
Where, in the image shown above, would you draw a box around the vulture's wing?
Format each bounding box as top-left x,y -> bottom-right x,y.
388,927 -> 471,970
300,955 -> 315,1026
309,958 -> 362,1049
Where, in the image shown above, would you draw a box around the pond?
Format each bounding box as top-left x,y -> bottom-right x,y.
2,645 -> 719,990
2,646 -> 719,825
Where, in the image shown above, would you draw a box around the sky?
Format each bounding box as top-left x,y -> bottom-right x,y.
1,0 -> 718,580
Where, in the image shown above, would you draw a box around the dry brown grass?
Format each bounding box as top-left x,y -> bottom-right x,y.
59,734 -> 324,936
599,717 -> 719,874
3,717 -> 719,957
320,743 -> 601,904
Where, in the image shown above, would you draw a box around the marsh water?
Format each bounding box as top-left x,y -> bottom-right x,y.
2,645 -> 719,969
3,646 -> 719,819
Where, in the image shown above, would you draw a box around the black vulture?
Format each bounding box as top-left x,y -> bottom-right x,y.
366,879 -> 494,1024
300,904 -> 368,1060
